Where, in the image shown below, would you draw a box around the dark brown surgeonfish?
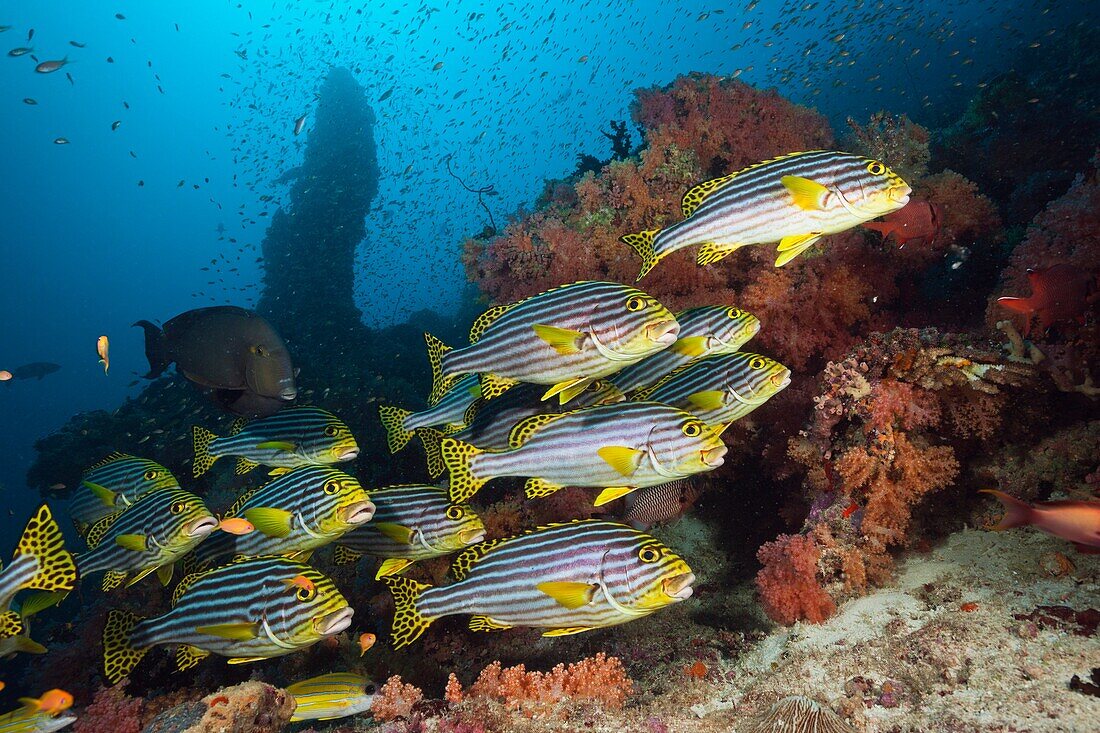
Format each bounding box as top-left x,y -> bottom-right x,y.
8,362 -> 62,380
134,306 -> 297,418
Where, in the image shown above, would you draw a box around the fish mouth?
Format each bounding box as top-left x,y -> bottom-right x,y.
647,319 -> 680,346
315,606 -> 354,636
185,516 -> 219,538
337,447 -> 360,460
701,444 -> 727,467
279,387 -> 298,401
888,183 -> 912,205
459,529 -> 486,545
663,572 -> 695,600
341,500 -> 376,525
771,369 -> 792,389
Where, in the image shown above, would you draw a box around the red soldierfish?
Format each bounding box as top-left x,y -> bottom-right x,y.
862,199 -> 941,247
981,489 -> 1100,553
996,263 -> 1095,336
34,57 -> 69,73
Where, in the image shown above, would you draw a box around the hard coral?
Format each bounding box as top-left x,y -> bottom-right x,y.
755,533 -> 836,625
747,695 -> 856,733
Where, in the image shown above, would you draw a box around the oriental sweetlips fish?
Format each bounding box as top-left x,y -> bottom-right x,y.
191,407 -> 359,478
76,488 -> 217,591
610,306 -> 761,395
996,263 -> 1096,337
333,485 -> 485,578
636,352 -> 792,425
377,374 -> 482,454
425,281 -> 679,405
287,673 -> 377,723
69,454 -> 180,536
981,490 -> 1100,553
102,556 -> 353,683
383,520 -> 694,648
440,401 -> 728,506
134,306 -> 297,418
187,466 -> 374,569
0,507 -> 77,641
622,150 -> 911,278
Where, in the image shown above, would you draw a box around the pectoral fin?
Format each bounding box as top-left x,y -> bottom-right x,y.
532,324 -> 587,355
670,336 -> 709,357
687,390 -> 726,411
196,622 -> 259,640
115,534 -> 147,552
242,507 -> 294,538
84,481 -> 117,507
598,446 -> 644,477
373,522 -> 415,545
256,441 -> 296,452
537,581 -> 597,609
781,175 -> 830,210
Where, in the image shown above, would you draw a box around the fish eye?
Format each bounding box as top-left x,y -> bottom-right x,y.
727,307 -> 743,319
625,295 -> 646,312
445,506 -> 465,520
365,684 -> 377,695
169,501 -> 186,514
144,469 -> 159,481
750,357 -> 767,370
638,545 -> 661,563
324,425 -> 339,437
866,160 -> 886,176
296,585 -> 317,602
587,381 -> 604,392
681,421 -> 703,438
251,345 -> 266,357
323,480 -> 341,495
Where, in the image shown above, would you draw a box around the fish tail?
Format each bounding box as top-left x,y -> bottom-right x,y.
0,611 -> 24,639
132,320 -> 170,379
861,221 -> 893,237
621,229 -> 662,281
103,609 -> 149,684
13,505 -> 77,594
416,427 -> 446,478
995,297 -> 1033,315
381,575 -> 433,649
377,405 -> 414,453
424,332 -> 456,406
191,425 -> 220,477
979,489 -> 1033,530
441,437 -> 487,504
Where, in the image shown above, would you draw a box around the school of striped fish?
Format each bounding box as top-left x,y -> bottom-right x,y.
0,147 -> 910,726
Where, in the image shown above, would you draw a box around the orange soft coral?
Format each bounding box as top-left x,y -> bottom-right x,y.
755,533 -> 836,625
371,675 -> 425,722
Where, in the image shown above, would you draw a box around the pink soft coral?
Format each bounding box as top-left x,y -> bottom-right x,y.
74,680 -> 144,733
755,533 -> 836,625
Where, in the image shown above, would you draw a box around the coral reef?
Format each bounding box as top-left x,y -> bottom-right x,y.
755,534 -> 835,625
74,680 -> 144,733
143,682 -> 293,733
372,676 -> 425,722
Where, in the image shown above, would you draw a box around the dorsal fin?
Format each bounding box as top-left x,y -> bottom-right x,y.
83,452 -> 135,475
469,304 -> 516,344
85,510 -> 125,550
450,520 -> 585,581
171,555 -> 251,606
681,150 -> 826,217
632,360 -> 695,400
462,398 -> 484,426
507,412 -> 567,448
224,488 -> 258,518
228,418 -> 248,436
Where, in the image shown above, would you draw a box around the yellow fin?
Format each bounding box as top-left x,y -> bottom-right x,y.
378,405 -> 414,453
381,575 -> 433,649
18,590 -> 66,618
227,417 -> 248,436
102,570 -> 127,593
84,481 -> 117,507
14,505 -> 77,593
126,564 -> 162,587
175,644 -> 209,672
670,336 -> 709,357
267,467 -> 291,476
102,609 -> 148,684
478,371 -> 516,401
597,446 -> 643,477
196,622 -> 259,640
157,564 -> 174,586
593,486 -> 637,507
450,538 -> 503,580
542,377 -> 594,405
242,507 -> 294,538
375,557 -> 413,579
0,611 -> 25,639
687,390 -> 727,411
469,303 -> 516,343
524,476 -> 564,500
85,510 -> 123,550
416,427 -> 445,478
469,616 -> 511,632
537,581 -> 597,609
235,457 -> 259,475
115,534 -> 147,552
681,172 -> 739,217
227,656 -> 267,665
373,522 -> 415,544
256,441 -> 295,452
508,413 -> 564,448
542,626 -> 594,637
11,635 -> 47,655
224,488 -> 257,519
424,332 -> 456,406
333,545 -> 362,566
441,438 -> 487,504
697,242 -> 745,266
774,233 -> 822,266
781,175 -> 830,210
192,425 -> 220,477
532,323 -> 586,355
621,229 -> 663,281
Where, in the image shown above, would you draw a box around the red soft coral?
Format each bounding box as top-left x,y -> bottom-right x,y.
755,533 -> 836,625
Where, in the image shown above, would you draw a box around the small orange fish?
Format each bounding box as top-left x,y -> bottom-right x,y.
97,335 -> 109,375
684,660 -> 707,679
358,632 -> 376,656
0,370 -> 11,381
19,689 -> 74,715
0,681 -> 5,693
282,574 -> 315,593
218,517 -> 254,535
960,602 -> 979,612
981,489 -> 1100,553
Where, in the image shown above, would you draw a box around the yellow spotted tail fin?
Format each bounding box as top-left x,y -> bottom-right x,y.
424,332 -> 456,407
378,405 -> 414,453
416,427 -> 446,478
382,575 -> 433,649
103,609 -> 149,684
0,611 -> 25,639
621,229 -> 662,281
191,425 -> 220,478
441,438 -> 487,504
13,505 -> 77,594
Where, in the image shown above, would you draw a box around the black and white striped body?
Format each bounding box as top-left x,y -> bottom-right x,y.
403,376 -> 481,431
337,485 -> 483,561
207,407 -> 358,469
70,454 -> 179,530
641,352 -> 791,425
0,556 -> 38,612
